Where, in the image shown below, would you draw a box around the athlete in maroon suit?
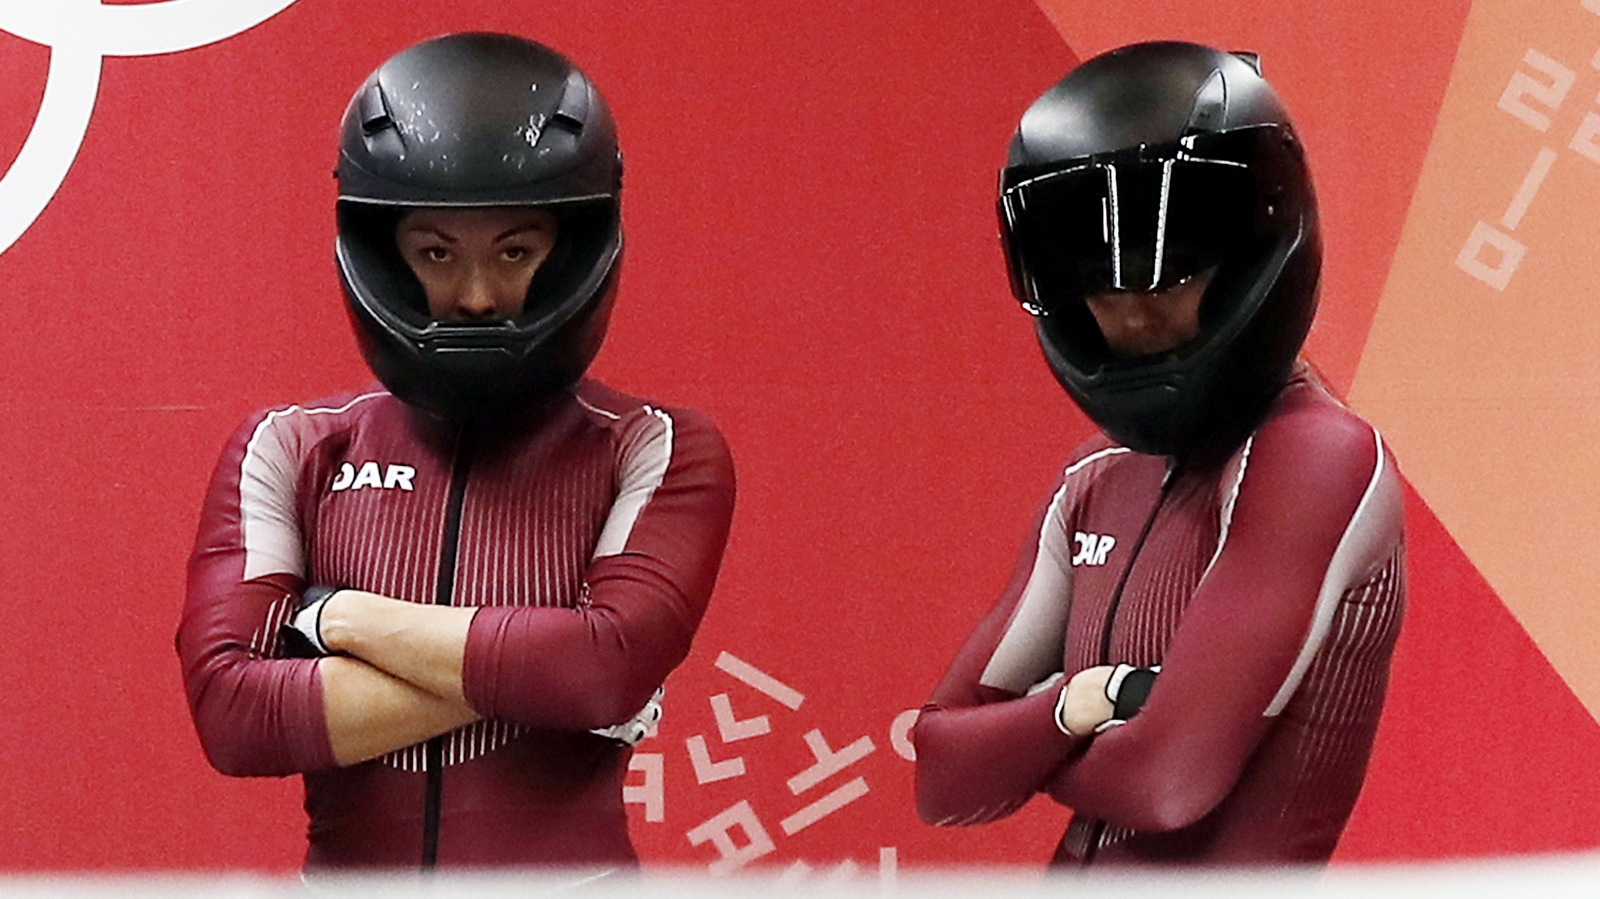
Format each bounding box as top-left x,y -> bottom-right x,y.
176,34 -> 735,871
915,370 -> 1402,863
914,43 -> 1404,865
181,382 -> 732,867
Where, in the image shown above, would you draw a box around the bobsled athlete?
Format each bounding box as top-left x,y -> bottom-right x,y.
177,33 -> 735,871
914,41 -> 1404,866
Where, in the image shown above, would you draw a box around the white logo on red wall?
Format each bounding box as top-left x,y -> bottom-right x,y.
0,0 -> 302,256
625,650 -> 920,883
1454,0 -> 1600,291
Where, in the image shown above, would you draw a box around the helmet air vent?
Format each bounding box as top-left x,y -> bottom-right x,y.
551,70 -> 590,133
1230,51 -> 1263,76
357,84 -> 404,158
1185,71 -> 1227,135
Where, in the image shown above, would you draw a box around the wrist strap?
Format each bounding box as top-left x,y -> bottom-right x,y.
302,585 -> 342,608
1105,663 -> 1160,722
287,586 -> 342,656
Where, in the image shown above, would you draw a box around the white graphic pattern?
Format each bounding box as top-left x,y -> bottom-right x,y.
0,0 -> 301,255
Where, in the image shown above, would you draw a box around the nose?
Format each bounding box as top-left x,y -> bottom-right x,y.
453,267 -> 500,320
1120,299 -> 1157,335
1098,293 -> 1155,333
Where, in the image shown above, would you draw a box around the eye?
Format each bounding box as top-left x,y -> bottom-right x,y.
500,245 -> 531,263
419,245 -> 451,264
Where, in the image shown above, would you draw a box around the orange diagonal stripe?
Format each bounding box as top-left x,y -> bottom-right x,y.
1352,0 -> 1600,719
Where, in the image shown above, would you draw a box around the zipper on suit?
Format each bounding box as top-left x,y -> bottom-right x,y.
422,427 -> 476,870
1095,460 -> 1177,665
1084,459 -> 1177,865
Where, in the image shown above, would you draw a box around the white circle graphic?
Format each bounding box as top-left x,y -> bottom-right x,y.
0,0 -> 302,256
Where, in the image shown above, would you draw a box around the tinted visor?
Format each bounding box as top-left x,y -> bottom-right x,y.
1001,128 -> 1285,316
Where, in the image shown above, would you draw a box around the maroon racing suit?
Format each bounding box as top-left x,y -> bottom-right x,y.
177,380 -> 735,869
914,374 -> 1404,865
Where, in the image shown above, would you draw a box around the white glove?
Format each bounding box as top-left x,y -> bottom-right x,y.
590,687 -> 664,746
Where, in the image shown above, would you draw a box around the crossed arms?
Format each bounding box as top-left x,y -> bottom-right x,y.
913,410 -> 1396,832
177,402 -> 735,776
298,590 -> 478,765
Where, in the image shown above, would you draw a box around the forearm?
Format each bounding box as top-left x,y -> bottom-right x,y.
179,571 -> 337,777
180,651 -> 334,777
318,589 -> 476,703
913,687 -> 1084,825
1040,562 -> 1326,829
463,555 -> 699,728
915,665 -> 1128,818
1041,701 -> 1275,832
318,656 -> 479,766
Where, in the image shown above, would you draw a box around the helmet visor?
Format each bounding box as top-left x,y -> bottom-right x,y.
1000,127 -> 1285,316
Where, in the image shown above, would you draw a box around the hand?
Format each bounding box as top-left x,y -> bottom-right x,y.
1053,663 -> 1163,735
1055,666 -> 1116,736
590,687 -> 664,746
277,586 -> 343,658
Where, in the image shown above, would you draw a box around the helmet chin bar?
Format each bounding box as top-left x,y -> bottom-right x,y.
338,225 -> 620,429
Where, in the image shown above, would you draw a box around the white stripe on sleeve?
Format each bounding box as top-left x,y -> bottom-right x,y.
239,392 -> 384,580
1263,428 -> 1403,716
592,407 -> 674,559
978,447 -> 1129,693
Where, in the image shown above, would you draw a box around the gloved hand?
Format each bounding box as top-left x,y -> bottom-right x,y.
278,585 -> 343,658
1054,665 -> 1115,736
1051,663 -> 1161,735
590,687 -> 664,746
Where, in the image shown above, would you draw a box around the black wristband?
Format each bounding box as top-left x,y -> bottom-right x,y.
276,586 -> 343,658
300,584 -> 342,610
1112,667 -> 1159,721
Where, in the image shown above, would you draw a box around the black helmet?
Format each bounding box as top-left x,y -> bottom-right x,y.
999,41 -> 1319,456
335,32 -> 622,425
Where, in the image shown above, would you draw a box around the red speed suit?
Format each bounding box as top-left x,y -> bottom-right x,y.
914,374 -> 1404,865
177,380 -> 735,869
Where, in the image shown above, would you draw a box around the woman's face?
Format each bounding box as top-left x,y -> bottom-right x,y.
395,207 -> 559,321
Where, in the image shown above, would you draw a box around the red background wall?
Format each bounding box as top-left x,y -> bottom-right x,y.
1,0 -> 1597,873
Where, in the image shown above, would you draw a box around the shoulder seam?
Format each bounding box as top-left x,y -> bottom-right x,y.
1061,446 -> 1132,480
574,392 -> 623,421
1197,435 -> 1255,582
242,390 -> 387,478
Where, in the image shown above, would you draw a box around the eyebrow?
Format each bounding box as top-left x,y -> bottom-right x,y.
492,223 -> 551,243
401,225 -> 457,243
399,220 -> 552,243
